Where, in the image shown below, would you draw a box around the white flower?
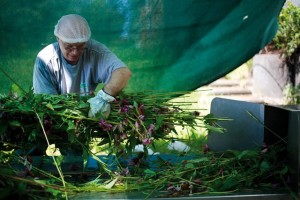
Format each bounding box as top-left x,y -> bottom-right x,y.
46,144 -> 62,156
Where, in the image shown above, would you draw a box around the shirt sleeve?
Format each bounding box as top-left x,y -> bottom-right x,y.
99,50 -> 127,85
33,57 -> 59,94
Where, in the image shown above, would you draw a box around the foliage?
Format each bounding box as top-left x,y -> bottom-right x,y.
0,89 -> 293,199
0,90 -> 294,199
272,2 -> 300,58
0,89 -> 222,159
284,83 -> 300,104
0,142 -> 291,199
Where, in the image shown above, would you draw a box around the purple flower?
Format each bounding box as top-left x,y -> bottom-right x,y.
114,134 -> 121,145
147,124 -> 155,135
138,115 -> 145,121
135,121 -> 140,129
119,98 -> 134,113
121,98 -> 130,105
120,105 -> 130,113
138,104 -> 145,115
120,132 -> 128,140
99,119 -> 112,131
113,123 -> 124,133
142,137 -> 153,145
120,167 -> 130,176
139,104 -> 144,110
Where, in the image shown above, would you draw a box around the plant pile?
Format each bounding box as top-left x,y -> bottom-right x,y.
0,90 -> 222,159
0,141 -> 292,199
0,90 -> 293,199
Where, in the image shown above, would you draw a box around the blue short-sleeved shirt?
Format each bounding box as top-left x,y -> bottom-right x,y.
33,39 -> 126,95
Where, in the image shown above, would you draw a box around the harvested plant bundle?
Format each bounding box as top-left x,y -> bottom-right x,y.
0,90 -> 219,156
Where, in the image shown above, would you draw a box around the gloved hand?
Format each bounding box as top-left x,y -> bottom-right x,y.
87,89 -> 115,118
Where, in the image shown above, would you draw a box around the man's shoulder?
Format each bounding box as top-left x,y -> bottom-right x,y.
87,39 -> 110,54
37,43 -> 59,63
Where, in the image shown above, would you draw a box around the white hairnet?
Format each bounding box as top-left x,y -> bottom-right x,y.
54,14 -> 91,43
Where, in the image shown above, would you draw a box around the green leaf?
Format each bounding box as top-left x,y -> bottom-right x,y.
205,124 -> 225,133
144,169 -> 156,178
221,176 -> 240,191
46,103 -> 54,110
133,101 -> 139,112
9,120 -> 24,131
28,130 -> 37,142
237,150 -> 258,160
11,84 -> 24,96
67,120 -> 75,132
105,177 -> 119,189
156,116 -> 164,128
185,163 -> 195,169
52,105 -> 63,109
54,155 -> 64,166
17,104 -> 33,112
260,161 -> 270,173
280,166 -> 289,175
78,101 -> 89,109
45,187 -> 62,198
189,157 -> 209,163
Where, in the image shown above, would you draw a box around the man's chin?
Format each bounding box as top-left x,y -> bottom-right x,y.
67,58 -> 79,65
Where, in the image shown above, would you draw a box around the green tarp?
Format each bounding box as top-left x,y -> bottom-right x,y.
0,0 -> 285,94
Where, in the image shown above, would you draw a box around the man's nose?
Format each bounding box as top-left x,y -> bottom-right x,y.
70,48 -> 80,55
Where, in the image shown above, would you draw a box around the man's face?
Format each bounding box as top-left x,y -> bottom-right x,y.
58,38 -> 86,65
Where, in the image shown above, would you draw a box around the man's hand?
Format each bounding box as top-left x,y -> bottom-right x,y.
87,89 -> 115,118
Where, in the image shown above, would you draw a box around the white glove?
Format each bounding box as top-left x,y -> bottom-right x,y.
87,89 -> 115,118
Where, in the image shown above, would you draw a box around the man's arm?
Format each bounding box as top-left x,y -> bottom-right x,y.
103,67 -> 132,96
33,58 -> 59,94
87,67 -> 131,118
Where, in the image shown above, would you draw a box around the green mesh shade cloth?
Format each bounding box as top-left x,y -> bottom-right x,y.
0,0 -> 285,94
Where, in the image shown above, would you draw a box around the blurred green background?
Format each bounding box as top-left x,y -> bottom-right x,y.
0,0 -> 285,95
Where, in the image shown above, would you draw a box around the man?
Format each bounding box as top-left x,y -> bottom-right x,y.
33,14 -> 132,118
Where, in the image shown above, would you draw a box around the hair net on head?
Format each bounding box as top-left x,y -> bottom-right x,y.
54,14 -> 91,43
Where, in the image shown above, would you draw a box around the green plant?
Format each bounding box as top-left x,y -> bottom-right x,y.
273,2 -> 300,58
284,83 -> 300,104
0,90 -> 293,199
0,89 -> 223,161
0,141 -> 291,199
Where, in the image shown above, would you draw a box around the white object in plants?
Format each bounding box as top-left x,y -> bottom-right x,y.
168,141 -> 190,153
133,144 -> 159,155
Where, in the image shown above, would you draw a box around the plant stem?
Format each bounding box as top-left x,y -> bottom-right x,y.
0,67 -> 27,94
35,111 -> 68,200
